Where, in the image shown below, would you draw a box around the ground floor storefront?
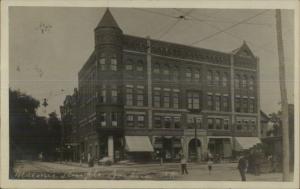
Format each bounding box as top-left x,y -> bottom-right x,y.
62,135 -> 261,163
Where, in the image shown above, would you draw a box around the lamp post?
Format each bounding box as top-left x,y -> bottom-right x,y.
194,117 -> 198,162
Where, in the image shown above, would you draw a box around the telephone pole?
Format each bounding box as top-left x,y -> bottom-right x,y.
275,9 -> 290,181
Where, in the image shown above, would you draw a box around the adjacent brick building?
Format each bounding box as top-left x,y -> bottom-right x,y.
60,9 -> 261,162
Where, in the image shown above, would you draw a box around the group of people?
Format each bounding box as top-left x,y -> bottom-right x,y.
179,153 -> 249,181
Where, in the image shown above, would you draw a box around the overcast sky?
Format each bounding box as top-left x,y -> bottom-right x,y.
9,7 -> 295,117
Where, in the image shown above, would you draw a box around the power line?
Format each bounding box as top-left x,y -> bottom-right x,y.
190,10 -> 270,45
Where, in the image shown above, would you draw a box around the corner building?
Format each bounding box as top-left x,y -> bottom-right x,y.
63,9 -> 261,162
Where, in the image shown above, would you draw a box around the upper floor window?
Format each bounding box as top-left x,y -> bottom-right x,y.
110,56 -> 117,71
207,70 -> 213,85
194,69 -> 200,81
137,60 -> 144,72
173,66 -> 179,81
243,98 -> 248,112
249,76 -> 255,90
111,112 -> 118,127
207,94 -> 213,110
164,117 -> 171,128
215,95 -> 221,111
153,90 -> 161,107
249,98 -> 255,113
125,87 -> 133,106
186,68 -> 192,81
137,115 -> 145,128
174,117 -> 181,128
216,118 -> 222,129
215,71 -> 220,86
208,118 -> 214,129
224,119 -> 229,130
196,118 -> 203,129
153,63 -> 160,74
222,95 -> 229,111
163,65 -> 170,78
126,114 -> 134,127
173,91 -> 179,109
99,85 -> 106,103
154,116 -> 162,128
187,92 -> 200,110
242,75 -> 247,88
99,58 -> 106,71
125,59 -> 133,71
163,91 -> 170,108
237,120 -> 242,130
100,112 -> 106,127
235,97 -> 241,112
137,86 -> 145,106
111,85 -> 118,104
235,74 -> 240,89
222,73 -> 228,87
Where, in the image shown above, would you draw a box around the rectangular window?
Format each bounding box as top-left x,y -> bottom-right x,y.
154,116 -> 162,128
243,98 -> 248,113
187,92 -> 200,110
126,87 -> 133,106
111,86 -> 118,104
126,63 -> 133,71
99,58 -> 106,71
237,120 -> 242,130
196,118 -> 202,129
249,99 -> 255,113
243,120 -> 248,131
224,119 -> 229,130
110,57 -> 117,71
208,95 -> 213,110
126,114 -> 134,127
164,117 -> 171,128
216,118 -> 222,129
173,92 -> 179,109
215,95 -> 221,111
174,117 -> 181,128
99,85 -> 106,103
153,90 -> 161,107
207,71 -> 213,85
100,113 -> 106,127
186,69 -> 192,81
208,118 -> 214,129
137,115 -> 145,128
223,96 -> 229,112
137,87 -> 144,106
111,112 -> 118,127
251,120 -> 256,132
163,91 -> 170,108
235,97 -> 241,112
137,61 -> 144,72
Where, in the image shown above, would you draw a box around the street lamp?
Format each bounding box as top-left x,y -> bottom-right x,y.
194,117 -> 199,162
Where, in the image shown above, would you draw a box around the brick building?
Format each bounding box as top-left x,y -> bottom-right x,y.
60,9 -> 261,162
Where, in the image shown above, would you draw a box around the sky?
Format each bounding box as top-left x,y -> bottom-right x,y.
8,7 -> 295,117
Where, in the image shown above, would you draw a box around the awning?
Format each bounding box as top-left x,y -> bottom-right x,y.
125,136 -> 154,152
235,137 -> 261,151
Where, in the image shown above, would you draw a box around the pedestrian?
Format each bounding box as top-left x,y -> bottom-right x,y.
180,154 -> 188,175
237,155 -> 248,181
207,158 -> 213,175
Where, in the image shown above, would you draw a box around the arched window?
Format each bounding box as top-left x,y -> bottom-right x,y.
194,69 -> 200,81
207,70 -> 213,85
215,71 -> 220,86
186,68 -> 192,81
235,74 -> 240,89
222,73 -> 228,87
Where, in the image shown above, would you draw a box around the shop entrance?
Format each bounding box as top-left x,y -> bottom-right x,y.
188,138 -> 201,161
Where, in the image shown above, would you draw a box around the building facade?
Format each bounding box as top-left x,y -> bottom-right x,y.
61,9 -> 261,162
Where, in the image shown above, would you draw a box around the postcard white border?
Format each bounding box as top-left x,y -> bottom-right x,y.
1,0 -> 299,188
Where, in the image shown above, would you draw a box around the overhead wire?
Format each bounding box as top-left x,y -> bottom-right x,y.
189,10 -> 271,45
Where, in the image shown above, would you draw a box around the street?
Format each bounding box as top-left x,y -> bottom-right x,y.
12,160 -> 293,181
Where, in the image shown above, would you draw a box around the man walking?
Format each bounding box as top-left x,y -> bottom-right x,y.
238,155 -> 248,181
180,154 -> 188,175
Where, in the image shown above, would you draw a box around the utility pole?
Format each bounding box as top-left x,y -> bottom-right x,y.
275,9 -> 290,181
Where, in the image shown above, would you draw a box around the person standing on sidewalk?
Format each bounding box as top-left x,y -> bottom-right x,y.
207,158 -> 213,175
238,155 -> 248,181
180,154 -> 188,175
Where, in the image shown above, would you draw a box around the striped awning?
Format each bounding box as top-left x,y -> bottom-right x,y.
125,136 -> 154,152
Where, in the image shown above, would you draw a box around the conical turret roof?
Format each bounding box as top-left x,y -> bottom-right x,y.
96,9 -> 119,28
